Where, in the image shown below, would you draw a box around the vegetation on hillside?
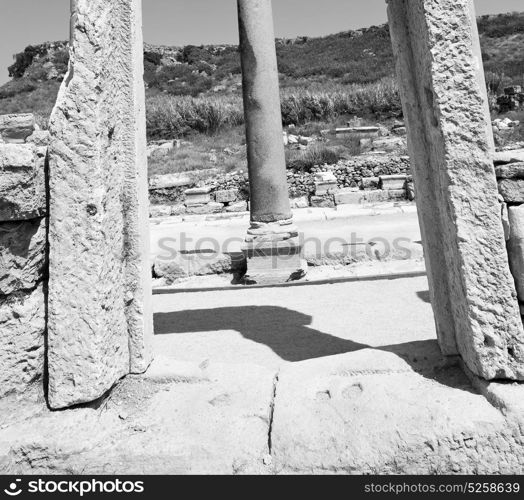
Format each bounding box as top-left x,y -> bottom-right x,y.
1,12 -> 523,141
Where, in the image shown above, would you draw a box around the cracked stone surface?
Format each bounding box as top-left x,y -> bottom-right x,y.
48,0 -> 152,409
2,278 -> 524,473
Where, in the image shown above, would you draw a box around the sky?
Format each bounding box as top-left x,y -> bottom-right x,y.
0,0 -> 523,84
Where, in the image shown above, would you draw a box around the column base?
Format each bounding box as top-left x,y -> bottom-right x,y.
242,219 -> 307,285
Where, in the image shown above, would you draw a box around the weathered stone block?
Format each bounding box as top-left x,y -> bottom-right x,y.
361,177 -> 380,190
310,195 -> 335,208
498,179 -> 524,203
388,0 -> 524,378
27,130 -> 51,147
363,190 -> 389,204
289,197 -> 309,209
215,189 -> 238,203
185,187 -> 212,206
150,205 -> 173,218
0,114 -> 35,143
48,0 -> 153,408
0,144 -> 45,221
507,205 -> 524,302
493,149 -> 524,165
388,189 -> 407,201
334,189 -> 364,205
0,218 -> 46,295
380,174 -> 407,190
149,173 -> 192,190
0,284 -> 45,397
496,162 -> 524,180
226,201 -> 249,213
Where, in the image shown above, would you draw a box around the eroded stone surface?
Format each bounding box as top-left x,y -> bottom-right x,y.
507,205 -> 524,302
388,0 -> 524,379
0,144 -> 45,221
0,364 -> 275,474
0,114 -> 35,143
0,218 -> 46,295
48,0 -> 152,409
0,285 -> 45,398
271,350 -> 524,474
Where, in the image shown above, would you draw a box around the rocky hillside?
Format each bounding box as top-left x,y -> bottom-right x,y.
1,11 -> 523,119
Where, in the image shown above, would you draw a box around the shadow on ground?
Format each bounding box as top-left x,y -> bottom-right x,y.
154,300 -> 473,393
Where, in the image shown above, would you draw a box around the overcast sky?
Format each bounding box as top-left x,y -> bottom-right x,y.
0,0 -> 523,84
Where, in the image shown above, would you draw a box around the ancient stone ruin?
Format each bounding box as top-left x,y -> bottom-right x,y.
0,0 -> 523,461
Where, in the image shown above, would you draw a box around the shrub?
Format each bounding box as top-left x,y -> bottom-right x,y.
286,144 -> 341,171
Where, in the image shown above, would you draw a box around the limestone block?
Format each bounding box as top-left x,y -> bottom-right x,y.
493,149 -> 524,165
363,190 -> 388,204
388,189 -> 407,201
361,177 -> 380,190
334,189 -> 364,205
310,196 -> 335,208
215,189 -> 238,203
185,187 -> 212,206
0,218 -> 46,295
496,162 -> 524,180
380,174 -> 407,190
47,0 -> 153,408
0,144 -> 45,221
388,0 -> 524,378
289,197 -> 309,209
150,205 -> 173,218
0,284 -> 45,397
498,179 -> 524,203
149,173 -> 192,190
27,130 -> 51,147
507,205 -> 524,302
226,201 -> 249,213
271,350 -> 511,474
0,114 -> 35,143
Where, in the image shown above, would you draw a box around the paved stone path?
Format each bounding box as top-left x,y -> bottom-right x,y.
2,277 -> 524,474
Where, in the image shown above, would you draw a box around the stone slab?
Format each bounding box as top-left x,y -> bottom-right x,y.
334,189 -> 364,205
493,149 -> 524,165
0,363 -> 276,474
0,114 -> 35,143
507,205 -> 524,301
0,218 -> 46,295
0,144 -> 45,221
310,195 -> 335,208
47,0 -> 153,408
495,162 -> 524,180
380,174 -> 407,190
215,189 -> 238,203
271,350 -> 522,474
0,284 -> 45,397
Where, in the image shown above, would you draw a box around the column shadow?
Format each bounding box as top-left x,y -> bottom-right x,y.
153,305 -> 473,392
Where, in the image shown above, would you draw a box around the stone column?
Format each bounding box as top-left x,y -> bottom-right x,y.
237,0 -> 305,284
47,0 -> 153,409
387,0 -> 524,380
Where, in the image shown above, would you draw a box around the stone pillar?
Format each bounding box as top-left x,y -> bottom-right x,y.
237,0 -> 305,284
48,0 -> 153,409
387,0 -> 524,380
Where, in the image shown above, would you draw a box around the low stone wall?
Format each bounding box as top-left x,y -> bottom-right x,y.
149,154 -> 413,217
496,149 -> 524,316
0,114 -> 48,397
